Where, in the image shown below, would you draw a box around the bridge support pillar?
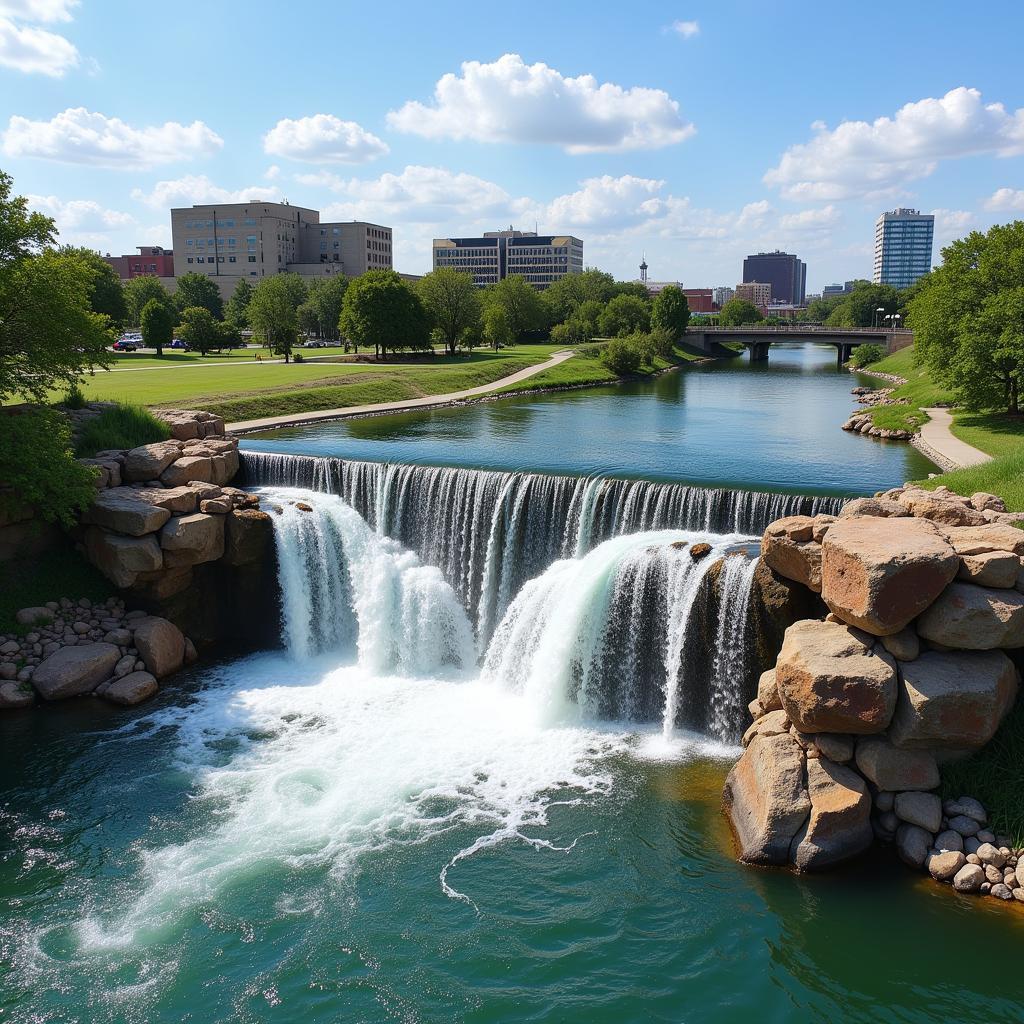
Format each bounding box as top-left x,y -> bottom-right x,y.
750,342 -> 770,362
837,343 -> 852,365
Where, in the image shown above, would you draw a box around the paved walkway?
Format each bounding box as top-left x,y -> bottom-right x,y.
920,408 -> 992,468
227,350 -> 575,433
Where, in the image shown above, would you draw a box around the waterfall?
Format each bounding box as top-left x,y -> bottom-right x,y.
242,451 -> 839,641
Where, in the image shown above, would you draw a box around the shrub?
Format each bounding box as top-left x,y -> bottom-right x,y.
849,342 -> 885,367
63,382 -> 87,409
0,407 -> 98,527
648,327 -> 676,359
75,403 -> 170,457
598,336 -> 642,375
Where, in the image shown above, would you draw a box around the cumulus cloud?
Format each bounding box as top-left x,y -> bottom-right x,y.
669,19 -> 699,37
985,187 -> 1024,211
765,87 -> 1024,200
0,1 -> 78,20
387,53 -> 694,153
778,204 -> 840,230
3,107 -> 223,169
541,175 -> 665,229
28,193 -> 135,231
0,16 -> 78,74
263,114 -> 389,164
131,175 -> 279,209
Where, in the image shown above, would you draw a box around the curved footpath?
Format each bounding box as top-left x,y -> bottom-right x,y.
226,349 -> 575,433
919,407 -> 992,469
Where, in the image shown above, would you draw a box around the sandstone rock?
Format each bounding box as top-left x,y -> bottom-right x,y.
916,583 -> 1024,649
122,441 -> 183,483
812,733 -> 854,763
83,490 -> 171,537
958,550 -> 1020,589
187,480 -> 222,500
894,791 -> 942,833
942,524 -> 1024,557
32,643 -> 120,700
209,449 -> 240,486
934,829 -> 964,853
84,527 -> 162,588
722,732 -> 811,865
159,512 -> 225,568
775,619 -> 897,734
128,565 -> 194,601
811,515 -> 835,542
976,842 -> 1007,869
102,670 -> 158,706
222,508 -> 273,567
741,709 -> 790,747
839,497 -> 908,518
896,823 -> 932,869
132,616 -> 185,678
953,863 -> 984,892
790,756 -> 872,871
761,517 -> 822,592
132,486 -> 198,516
820,517 -> 959,635
161,455 -> 214,487
889,650 -> 1018,753
927,850 -> 966,881
200,497 -> 232,514
756,668 -> 783,713
942,797 -> 987,824
689,542 -> 712,560
897,488 -> 987,526
970,492 -> 1006,512
854,737 -> 939,791
879,627 -> 919,662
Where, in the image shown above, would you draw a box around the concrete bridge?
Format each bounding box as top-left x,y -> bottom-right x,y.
685,325 -> 913,363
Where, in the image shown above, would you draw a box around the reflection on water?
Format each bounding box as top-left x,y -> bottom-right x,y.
242,346 -> 936,496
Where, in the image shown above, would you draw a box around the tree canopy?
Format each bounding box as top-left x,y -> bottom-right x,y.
173,272 -> 224,319
140,298 -> 175,357
416,267 -> 481,355
59,246 -> 127,329
718,298 -> 763,326
339,270 -> 430,358
482,303 -> 513,350
248,274 -> 302,361
651,285 -> 691,337
481,275 -> 546,339
124,275 -> 173,328
176,306 -> 221,356
598,293 -> 651,337
541,268 -> 617,323
825,282 -> 900,328
304,275 -> 348,340
224,277 -> 254,328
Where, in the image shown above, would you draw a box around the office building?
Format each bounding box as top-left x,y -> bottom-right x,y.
712,286 -> 734,307
681,288 -> 715,313
432,229 -> 583,289
873,209 -> 934,289
742,251 -> 806,305
735,281 -> 772,309
103,245 -> 175,281
170,201 -> 392,298
822,281 -> 858,299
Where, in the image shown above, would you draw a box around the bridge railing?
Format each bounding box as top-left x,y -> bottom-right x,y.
688,325 -> 912,335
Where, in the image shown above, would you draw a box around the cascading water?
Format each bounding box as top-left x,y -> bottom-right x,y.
241,451 -> 837,641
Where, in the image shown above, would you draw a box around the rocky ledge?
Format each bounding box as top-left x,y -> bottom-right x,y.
724,482 -> 1024,906
842,386 -> 914,441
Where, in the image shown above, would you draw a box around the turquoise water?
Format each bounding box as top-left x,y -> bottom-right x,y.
241,346 -> 937,496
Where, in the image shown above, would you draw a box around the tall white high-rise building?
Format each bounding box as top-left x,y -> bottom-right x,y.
873,209 -> 934,289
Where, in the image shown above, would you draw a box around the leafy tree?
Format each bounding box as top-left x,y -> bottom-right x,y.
248,274 -> 302,361
308,275 -> 348,341
598,336 -> 642,375
140,297 -> 175,357
124,275 -> 172,327
718,298 -> 763,326
340,270 -> 430,358
218,319 -> 242,350
848,342 -> 885,367
826,281 -> 900,328
909,221 -> 1024,415
416,267 -> 481,355
651,285 -> 691,337
541,268 -> 616,323
798,294 -> 845,323
224,277 -> 254,328
609,280 -> 651,301
59,246 -> 127,328
275,271 -> 309,313
173,271 -> 224,319
576,299 -> 604,336
177,306 -> 221,356
550,319 -> 590,346
297,298 -> 320,337
482,275 -> 546,340
482,303 -> 513,350
598,293 -> 651,337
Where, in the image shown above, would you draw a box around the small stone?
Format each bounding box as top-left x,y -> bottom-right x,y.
981,882 -> 992,894
948,814 -> 981,837
985,863 -> 1004,884
689,543 -> 712,560
927,850 -> 966,881
976,842 -> 1007,868
896,823 -> 932,868
933,830 -> 964,853
72,621 -> 90,635
875,791 -> 895,812
990,882 -> 1013,900
976,829 -> 995,844
966,854 -> 981,865
964,836 -> 982,855
1013,888 -> 1024,903
880,628 -> 920,662
811,734 -> 854,763
894,792 -> 942,833
942,797 -> 987,823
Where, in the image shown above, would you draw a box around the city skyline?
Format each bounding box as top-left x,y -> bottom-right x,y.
1,1 -> 1022,288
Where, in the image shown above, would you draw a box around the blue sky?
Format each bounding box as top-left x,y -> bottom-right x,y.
2,0 -> 1023,291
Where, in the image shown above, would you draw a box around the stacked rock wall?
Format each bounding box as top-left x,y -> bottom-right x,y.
724,483 -> 1023,885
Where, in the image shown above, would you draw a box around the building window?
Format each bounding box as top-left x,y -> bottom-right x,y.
248,255 -> 256,262
228,256 -> 236,263
197,256 -> 204,263
187,257 -> 194,264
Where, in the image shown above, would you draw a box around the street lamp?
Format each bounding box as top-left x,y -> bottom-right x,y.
874,306 -> 885,328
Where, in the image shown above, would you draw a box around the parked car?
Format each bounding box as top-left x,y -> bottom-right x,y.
170,339 -> 190,350
112,339 -> 138,352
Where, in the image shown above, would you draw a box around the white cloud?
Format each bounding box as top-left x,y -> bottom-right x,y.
28,193 -> 135,231
263,114 -> 389,164
3,107 -> 223,169
541,175 -> 665,229
0,1 -> 78,21
264,164 -> 281,180
387,53 -> 694,154
669,19 -> 699,38
131,174 -> 279,209
0,16 -> 78,75
778,204 -> 840,230
765,87 -> 1024,200
985,187 -> 1024,211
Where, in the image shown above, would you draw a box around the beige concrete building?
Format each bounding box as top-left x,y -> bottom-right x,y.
170,201 -> 392,297
432,229 -> 583,289
735,281 -> 772,308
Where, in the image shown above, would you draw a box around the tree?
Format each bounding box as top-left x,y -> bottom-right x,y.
0,180 -> 112,404
124,275 -> 172,328
826,281 -> 900,328
173,272 -> 224,319
598,336 -> 642,375
140,298 -> 175,357
719,298 -> 763,326
848,342 -> 884,368
308,275 -> 348,341
651,285 -> 691,337
598,293 -> 651,337
541,268 -> 617,323
59,246 -> 127,329
416,267 -> 481,355
482,275 -> 546,340
609,280 -> 651,301
482,303 -> 513,350
908,221 -> 1024,415
224,277 -> 254,328
248,274 -> 301,362
177,306 -> 221,356
550,319 -> 590,346
218,319 -> 242,351
339,269 -> 430,358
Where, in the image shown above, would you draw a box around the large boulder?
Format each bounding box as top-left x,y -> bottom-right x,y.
83,489 -> 171,537
161,455 -> 214,487
32,643 -> 121,700
820,517 -> 959,635
159,512 -> 225,568
209,449 -> 240,486
897,488 -> 987,526
722,732 -> 811,865
774,619 -> 898,734
916,582 -> 1024,649
132,616 -> 186,678
942,524 -> 1024,557
790,756 -> 873,871
132,486 -> 197,515
84,527 -> 162,587
761,517 -> 822,592
223,507 -> 273,566
888,650 -> 1019,753
958,550 -> 1021,589
854,736 -> 939,791
122,441 -> 184,483
101,670 -> 158,706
